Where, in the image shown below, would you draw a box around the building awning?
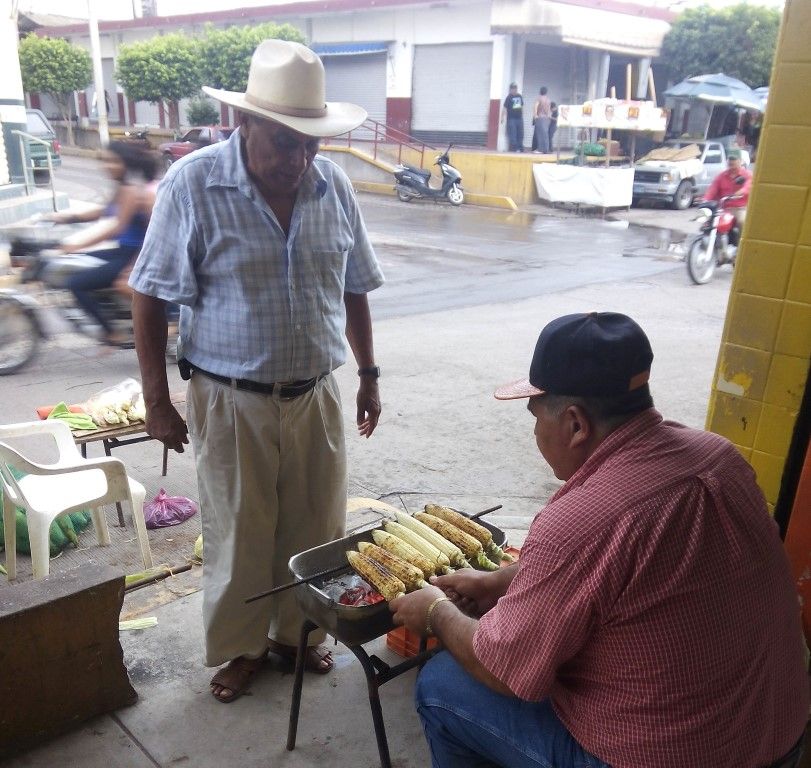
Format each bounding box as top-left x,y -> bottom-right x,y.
312,42 -> 390,57
491,0 -> 671,58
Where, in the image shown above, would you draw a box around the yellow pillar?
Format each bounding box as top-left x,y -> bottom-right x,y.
706,0 -> 811,512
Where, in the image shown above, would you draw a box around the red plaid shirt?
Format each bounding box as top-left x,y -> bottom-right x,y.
474,410 -> 808,767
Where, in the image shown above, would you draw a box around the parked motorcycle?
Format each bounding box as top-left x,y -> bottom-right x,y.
394,145 -> 464,205
686,195 -> 742,284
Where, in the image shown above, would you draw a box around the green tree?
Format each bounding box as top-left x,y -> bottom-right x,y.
199,23 -> 305,93
186,95 -> 219,126
660,4 -> 781,87
18,34 -> 92,146
115,33 -> 202,129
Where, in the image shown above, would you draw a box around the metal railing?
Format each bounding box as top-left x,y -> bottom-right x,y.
328,118 -> 436,168
12,130 -> 58,212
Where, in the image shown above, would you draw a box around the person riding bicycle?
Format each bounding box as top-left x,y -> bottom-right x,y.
702,148 -> 752,228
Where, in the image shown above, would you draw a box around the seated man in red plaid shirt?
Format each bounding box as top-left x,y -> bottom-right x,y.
392,312 -> 808,768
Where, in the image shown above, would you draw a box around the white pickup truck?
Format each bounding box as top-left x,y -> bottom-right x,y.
632,140 -> 748,210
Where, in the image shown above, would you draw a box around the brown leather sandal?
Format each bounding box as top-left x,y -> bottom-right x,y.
209,650 -> 268,703
267,639 -> 334,674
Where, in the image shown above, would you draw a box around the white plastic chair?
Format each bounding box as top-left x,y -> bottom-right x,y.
0,420 -> 153,580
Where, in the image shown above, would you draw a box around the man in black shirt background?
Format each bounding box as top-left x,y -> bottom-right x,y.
501,83 -> 524,152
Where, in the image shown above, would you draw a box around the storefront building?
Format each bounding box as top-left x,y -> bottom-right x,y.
30,0 -> 672,151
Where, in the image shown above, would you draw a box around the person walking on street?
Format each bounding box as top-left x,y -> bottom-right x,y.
391,312 -> 809,768
501,83 -> 525,152
533,86 -> 552,154
129,39 -> 384,703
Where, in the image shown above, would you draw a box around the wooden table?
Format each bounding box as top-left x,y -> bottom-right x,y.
70,393 -> 186,527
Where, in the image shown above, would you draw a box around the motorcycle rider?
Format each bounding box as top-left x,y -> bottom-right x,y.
702,148 -> 752,228
47,141 -> 158,347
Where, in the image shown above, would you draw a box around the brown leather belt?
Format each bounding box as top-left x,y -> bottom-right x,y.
192,366 -> 325,399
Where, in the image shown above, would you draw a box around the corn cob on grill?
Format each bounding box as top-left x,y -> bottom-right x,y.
383,520 -> 452,571
371,529 -> 437,578
416,512 -> 499,571
346,550 -> 405,601
394,511 -> 471,569
424,503 -> 514,563
358,541 -> 427,591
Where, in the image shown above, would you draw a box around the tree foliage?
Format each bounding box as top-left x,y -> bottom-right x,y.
660,4 -> 781,88
186,95 -> 219,125
199,23 -> 305,92
18,34 -> 92,144
116,33 -> 202,128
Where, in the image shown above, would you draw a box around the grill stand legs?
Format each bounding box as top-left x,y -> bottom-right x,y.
286,620 -> 438,768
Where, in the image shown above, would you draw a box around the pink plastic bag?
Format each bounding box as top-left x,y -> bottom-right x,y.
144,488 -> 198,529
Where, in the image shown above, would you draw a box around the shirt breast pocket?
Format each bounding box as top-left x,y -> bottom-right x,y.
310,248 -> 349,285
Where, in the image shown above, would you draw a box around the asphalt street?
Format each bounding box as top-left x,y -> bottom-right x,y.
0,154 -> 733,541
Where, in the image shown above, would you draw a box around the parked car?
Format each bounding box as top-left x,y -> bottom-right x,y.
158,126 -> 233,169
632,140 -> 749,210
23,109 -> 61,177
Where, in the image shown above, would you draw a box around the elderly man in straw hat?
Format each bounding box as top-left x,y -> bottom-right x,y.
129,40 -> 384,702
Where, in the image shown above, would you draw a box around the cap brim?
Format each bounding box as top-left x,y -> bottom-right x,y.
494,378 -> 546,400
202,86 -> 367,137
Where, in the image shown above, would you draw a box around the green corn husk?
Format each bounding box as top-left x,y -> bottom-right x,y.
56,516 -> 79,547
118,617 -> 158,631
193,534 -> 203,563
48,522 -> 68,556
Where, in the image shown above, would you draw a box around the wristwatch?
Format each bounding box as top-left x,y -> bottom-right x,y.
358,366 -> 381,379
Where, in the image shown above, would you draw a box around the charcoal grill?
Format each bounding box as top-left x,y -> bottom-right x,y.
285,518 -> 507,768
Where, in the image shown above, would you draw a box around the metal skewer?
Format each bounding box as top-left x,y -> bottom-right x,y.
468,504 -> 502,521
244,563 -> 348,603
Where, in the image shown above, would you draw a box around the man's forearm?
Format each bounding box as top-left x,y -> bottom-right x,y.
432,604 -> 514,696
132,291 -> 171,408
344,291 -> 375,367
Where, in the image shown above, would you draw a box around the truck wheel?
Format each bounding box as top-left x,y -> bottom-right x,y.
671,180 -> 693,210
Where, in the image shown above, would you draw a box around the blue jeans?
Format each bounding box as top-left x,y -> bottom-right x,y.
64,245 -> 137,334
506,119 -> 524,152
415,652 -> 610,768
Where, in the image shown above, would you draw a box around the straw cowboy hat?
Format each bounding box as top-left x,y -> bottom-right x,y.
202,39 -> 367,138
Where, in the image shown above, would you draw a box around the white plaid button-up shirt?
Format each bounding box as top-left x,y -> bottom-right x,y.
129,129 -> 384,382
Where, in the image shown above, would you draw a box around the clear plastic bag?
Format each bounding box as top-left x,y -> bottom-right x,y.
83,378 -> 145,427
144,488 -> 198,529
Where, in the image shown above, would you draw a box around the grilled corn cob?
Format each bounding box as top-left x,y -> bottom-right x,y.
346,550 -> 405,601
394,511 -> 471,569
416,512 -> 499,571
383,521 -> 452,571
371,529 -> 437,578
358,541 -> 427,591
424,504 -> 514,563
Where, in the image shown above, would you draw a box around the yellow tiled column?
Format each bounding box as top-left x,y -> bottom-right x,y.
706,0 -> 811,512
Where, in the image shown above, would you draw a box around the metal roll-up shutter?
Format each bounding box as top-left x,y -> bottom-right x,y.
322,53 -> 387,128
412,42 -> 492,146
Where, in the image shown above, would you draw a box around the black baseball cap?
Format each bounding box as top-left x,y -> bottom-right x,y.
495,312 -> 654,400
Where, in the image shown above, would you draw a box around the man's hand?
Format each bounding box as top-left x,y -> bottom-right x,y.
390,584 -> 446,637
356,377 -> 380,438
145,399 -> 188,453
431,568 -> 511,618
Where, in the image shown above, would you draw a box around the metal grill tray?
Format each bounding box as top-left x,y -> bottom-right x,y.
288,519 -> 506,646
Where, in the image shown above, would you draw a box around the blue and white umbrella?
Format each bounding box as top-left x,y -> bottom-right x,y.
664,73 -> 763,112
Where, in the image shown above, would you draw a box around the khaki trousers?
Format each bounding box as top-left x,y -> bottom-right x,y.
187,372 -> 347,667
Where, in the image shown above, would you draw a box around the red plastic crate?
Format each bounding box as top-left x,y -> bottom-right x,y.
386,626 -> 439,658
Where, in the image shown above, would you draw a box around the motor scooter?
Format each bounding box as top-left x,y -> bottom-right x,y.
0,230 -> 177,375
686,194 -> 743,285
394,145 -> 464,205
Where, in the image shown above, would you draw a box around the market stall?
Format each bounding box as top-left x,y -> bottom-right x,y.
534,97 -> 667,208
